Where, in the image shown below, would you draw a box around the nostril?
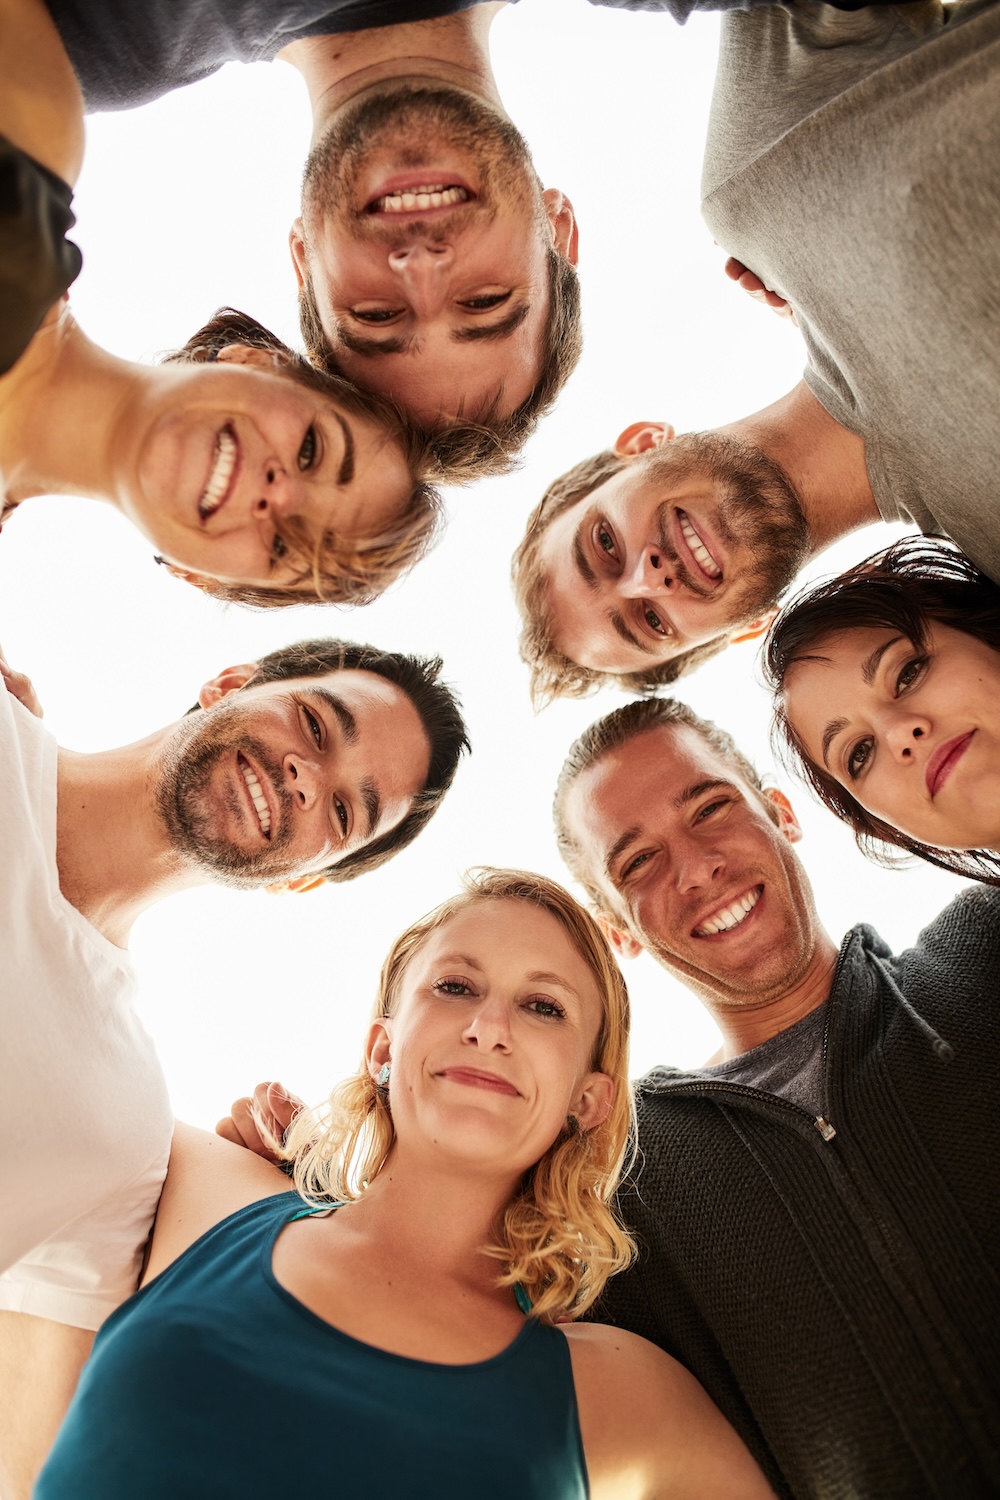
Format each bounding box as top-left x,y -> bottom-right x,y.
913,727 -> 924,738
650,553 -> 660,570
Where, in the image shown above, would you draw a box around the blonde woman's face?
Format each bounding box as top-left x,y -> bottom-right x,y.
115,356 -> 411,592
373,900 -> 613,1178
784,622 -> 1000,851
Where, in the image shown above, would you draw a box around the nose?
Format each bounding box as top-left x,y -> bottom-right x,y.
674,842 -> 724,896
386,241 -> 453,316
461,994 -> 513,1054
885,715 -> 932,761
283,749 -> 322,811
255,464 -> 306,521
619,548 -> 674,600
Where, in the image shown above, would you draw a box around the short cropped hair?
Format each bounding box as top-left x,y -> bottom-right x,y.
166,308 -> 444,606
299,246 -> 582,483
512,450 -> 730,706
279,867 -> 635,1321
554,696 -> 767,907
239,637 -> 469,881
764,535 -> 1000,886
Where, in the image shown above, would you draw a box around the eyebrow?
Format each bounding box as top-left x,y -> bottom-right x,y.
610,610 -> 656,655
451,302 -> 531,344
330,411 -> 355,486
309,689 -> 358,744
359,778 -> 381,839
572,527 -> 599,591
821,717 -> 849,769
861,635 -> 903,685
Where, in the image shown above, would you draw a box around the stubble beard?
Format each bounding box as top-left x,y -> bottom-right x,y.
155,707 -> 300,889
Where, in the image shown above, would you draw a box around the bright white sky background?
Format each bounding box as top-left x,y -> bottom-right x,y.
0,0 -> 961,1127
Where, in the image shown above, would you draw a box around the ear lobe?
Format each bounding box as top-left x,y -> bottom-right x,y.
156,562 -> 213,591
613,421 -> 675,459
595,910 -> 643,961
729,608 -> 779,645
763,786 -> 802,845
365,1020 -> 392,1079
572,1071 -> 615,1134
289,219 -> 307,289
214,343 -> 290,372
541,188 -> 579,266
197,662 -> 261,709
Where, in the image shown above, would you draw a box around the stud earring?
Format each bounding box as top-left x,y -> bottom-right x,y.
376,1063 -> 391,1088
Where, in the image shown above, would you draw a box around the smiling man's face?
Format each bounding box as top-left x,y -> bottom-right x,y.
536,430 -> 808,678
562,723 -> 822,1011
290,83 -> 577,428
156,668 -> 430,887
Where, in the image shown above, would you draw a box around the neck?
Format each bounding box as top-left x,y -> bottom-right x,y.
719,380 -> 881,559
278,4 -> 507,141
344,1139 -> 520,1288
703,928 -> 841,1060
56,732 -> 206,949
0,312 -> 148,516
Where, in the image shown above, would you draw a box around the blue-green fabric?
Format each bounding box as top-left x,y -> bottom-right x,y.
36,1192 -> 589,1499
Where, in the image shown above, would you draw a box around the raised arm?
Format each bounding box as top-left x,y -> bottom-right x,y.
563,1322 -> 775,1500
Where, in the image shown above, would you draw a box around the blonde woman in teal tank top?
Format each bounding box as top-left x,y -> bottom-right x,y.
38,870 -> 772,1500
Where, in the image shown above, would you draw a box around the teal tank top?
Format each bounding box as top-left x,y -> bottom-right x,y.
36,1192 -> 590,1499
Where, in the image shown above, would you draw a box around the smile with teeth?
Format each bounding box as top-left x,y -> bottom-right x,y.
695,885 -> 761,936
239,755 -> 271,838
368,184 -> 471,213
678,511 -> 722,581
199,425 -> 237,520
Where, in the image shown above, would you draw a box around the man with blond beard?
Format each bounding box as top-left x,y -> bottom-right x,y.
0,638 -> 467,1497
550,694 -> 1000,1498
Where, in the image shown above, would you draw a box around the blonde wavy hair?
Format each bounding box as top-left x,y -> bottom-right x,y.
280,868 -> 635,1323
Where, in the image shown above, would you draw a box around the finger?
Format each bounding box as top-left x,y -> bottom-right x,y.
723,256 -> 750,284
265,1082 -> 302,1138
215,1115 -> 243,1146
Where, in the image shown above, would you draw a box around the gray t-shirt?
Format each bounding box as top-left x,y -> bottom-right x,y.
702,1001 -> 826,1115
702,0 -> 1000,582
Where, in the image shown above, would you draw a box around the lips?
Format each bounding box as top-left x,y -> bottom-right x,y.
199,424 -> 239,522
693,885 -> 762,937
367,183 -> 472,215
925,731 -> 975,797
237,752 -> 272,840
676,509 -> 723,585
438,1067 -> 520,1096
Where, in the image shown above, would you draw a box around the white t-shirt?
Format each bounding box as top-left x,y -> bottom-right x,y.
0,688 -> 172,1329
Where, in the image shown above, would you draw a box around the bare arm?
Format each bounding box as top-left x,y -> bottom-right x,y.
564,1322 -> 774,1500
0,1313 -> 92,1500
143,1122 -> 293,1285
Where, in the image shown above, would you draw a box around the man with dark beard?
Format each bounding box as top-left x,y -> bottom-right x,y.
0,637 -> 467,1498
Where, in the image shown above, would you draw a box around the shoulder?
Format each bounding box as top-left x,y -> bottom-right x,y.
143,1123 -> 293,1283
561,1323 -> 774,1499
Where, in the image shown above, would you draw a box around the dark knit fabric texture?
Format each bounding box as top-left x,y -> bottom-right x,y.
596,884 -> 1000,1499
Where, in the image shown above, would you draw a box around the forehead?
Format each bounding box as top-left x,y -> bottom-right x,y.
242,668 -> 417,720
566,723 -> 751,849
410,899 -> 599,996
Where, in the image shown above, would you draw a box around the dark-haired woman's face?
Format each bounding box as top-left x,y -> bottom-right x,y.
114,354 -> 411,593
783,622 -> 1000,851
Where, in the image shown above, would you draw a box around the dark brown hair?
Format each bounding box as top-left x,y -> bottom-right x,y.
165,308 -> 444,606
763,535 -> 1000,885
512,449 -> 730,707
299,245 -> 582,483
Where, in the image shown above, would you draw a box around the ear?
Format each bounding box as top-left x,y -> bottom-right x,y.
763,786 -> 802,845
595,910 -> 643,961
214,343 -> 290,372
571,1071 -> 615,1133
541,188 -> 579,267
156,562 -> 215,591
289,218 -> 307,290
613,421 -> 676,459
197,662 -> 261,709
264,872 -> 327,896
364,1020 -> 392,1079
729,608 -> 779,645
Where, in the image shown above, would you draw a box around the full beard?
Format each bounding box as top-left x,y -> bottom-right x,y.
155,710 -> 299,888
301,82 -> 542,235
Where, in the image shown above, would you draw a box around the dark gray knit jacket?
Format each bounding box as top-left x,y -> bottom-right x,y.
595,884 -> 1000,1499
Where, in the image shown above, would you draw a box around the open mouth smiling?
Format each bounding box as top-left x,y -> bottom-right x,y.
366,182 -> 473,215
237,752 -> 272,839
676,510 -> 723,585
199,423 -> 239,522
694,885 -> 762,937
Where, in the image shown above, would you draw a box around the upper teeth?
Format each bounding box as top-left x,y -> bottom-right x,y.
199,427 -> 237,518
696,887 -> 760,936
370,185 -> 470,213
679,512 -> 722,579
240,759 -> 271,837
